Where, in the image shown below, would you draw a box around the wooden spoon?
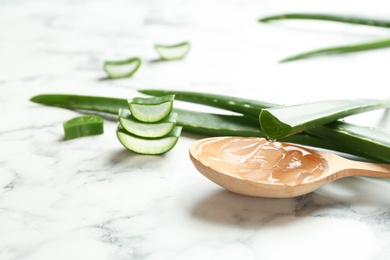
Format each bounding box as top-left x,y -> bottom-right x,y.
189,136 -> 390,198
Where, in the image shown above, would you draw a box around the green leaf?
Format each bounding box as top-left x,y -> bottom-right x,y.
139,89 -> 275,117
259,99 -> 390,140
173,108 -> 340,151
30,94 -> 128,114
259,13 -> 390,28
279,38 -> 390,62
30,93 -> 390,162
258,13 -> 390,62
309,121 -> 390,162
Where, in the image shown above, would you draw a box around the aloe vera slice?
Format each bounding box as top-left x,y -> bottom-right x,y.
259,99 -> 390,140
129,95 -> 175,123
154,42 -> 190,60
63,115 -> 104,140
119,109 -> 178,138
116,125 -> 182,154
103,57 -> 141,78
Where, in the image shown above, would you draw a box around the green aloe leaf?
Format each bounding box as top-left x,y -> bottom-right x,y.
138,89 -> 275,117
259,13 -> 390,28
30,94 -> 128,114
258,13 -> 390,62
141,90 -> 390,162
309,121 -> 390,163
280,38 -> 390,63
30,93 -> 390,162
259,99 -> 390,140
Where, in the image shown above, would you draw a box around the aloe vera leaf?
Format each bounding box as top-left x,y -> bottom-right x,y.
29,93 -> 332,147
119,109 -> 177,138
154,42 -> 190,60
116,125 -> 182,155
103,57 -> 141,78
309,121 -> 390,163
280,38 -> 390,62
259,99 -> 390,140
258,13 -> 390,62
140,90 -> 390,162
128,95 -> 175,123
259,13 -> 390,28
30,94 -> 128,114
30,93 -> 390,162
138,89 -> 276,117
174,108 -> 262,136
29,94 -> 260,135
174,108 -> 341,151
63,115 -> 104,140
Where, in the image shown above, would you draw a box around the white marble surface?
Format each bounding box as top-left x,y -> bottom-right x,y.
1,0 -> 390,259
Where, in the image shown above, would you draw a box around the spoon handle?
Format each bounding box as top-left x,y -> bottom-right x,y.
341,160 -> 390,178
318,151 -> 390,179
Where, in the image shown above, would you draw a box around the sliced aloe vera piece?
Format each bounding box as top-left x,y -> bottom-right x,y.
116,125 -> 182,155
103,57 -> 141,79
63,115 -> 104,140
129,95 -> 175,123
119,109 -> 178,138
260,99 -> 390,140
154,42 -> 190,60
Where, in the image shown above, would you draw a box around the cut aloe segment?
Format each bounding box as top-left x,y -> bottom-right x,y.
129,95 -> 175,123
119,109 -> 178,138
154,42 -> 190,60
63,115 -> 104,140
103,57 -> 141,78
116,125 -> 182,155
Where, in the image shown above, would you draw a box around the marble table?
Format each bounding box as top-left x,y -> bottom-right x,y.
1,0 -> 390,259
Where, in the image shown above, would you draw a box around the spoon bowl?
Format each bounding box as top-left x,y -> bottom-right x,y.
189,137 -> 390,198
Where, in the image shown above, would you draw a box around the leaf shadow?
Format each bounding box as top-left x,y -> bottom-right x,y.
149,58 -> 168,64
